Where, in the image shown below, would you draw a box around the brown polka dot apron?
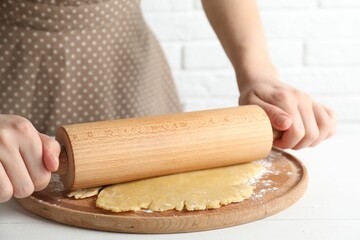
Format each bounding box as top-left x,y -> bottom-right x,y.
0,0 -> 182,135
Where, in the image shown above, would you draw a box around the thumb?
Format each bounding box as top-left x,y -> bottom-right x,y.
260,103 -> 293,131
38,133 -> 61,172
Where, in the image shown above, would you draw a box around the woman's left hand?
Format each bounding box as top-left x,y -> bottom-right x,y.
239,79 -> 337,150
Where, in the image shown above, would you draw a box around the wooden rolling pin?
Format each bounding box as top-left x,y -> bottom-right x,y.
55,105 -> 275,190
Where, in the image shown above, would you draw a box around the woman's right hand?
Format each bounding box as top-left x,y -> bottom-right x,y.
0,115 -> 61,203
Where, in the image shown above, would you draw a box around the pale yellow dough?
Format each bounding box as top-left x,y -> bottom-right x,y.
67,187 -> 102,199
96,162 -> 265,212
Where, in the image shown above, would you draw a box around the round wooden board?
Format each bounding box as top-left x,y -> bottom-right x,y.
17,149 -> 308,233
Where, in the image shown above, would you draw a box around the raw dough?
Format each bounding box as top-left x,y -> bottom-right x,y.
96,162 -> 265,212
67,187 -> 102,199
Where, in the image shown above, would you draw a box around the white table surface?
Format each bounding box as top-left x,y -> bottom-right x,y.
1,135 -> 359,240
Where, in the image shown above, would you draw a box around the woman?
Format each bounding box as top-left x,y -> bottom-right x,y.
0,0 -> 336,202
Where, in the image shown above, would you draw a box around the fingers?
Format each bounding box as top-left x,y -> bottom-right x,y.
310,103 -> 336,147
291,102 -> 336,149
239,80 -> 336,150
273,106 -> 305,149
261,102 -> 292,131
19,133 -> 51,192
0,116 -> 57,201
274,99 -> 335,149
292,100 -> 319,150
262,91 -> 305,149
323,106 -> 337,139
241,89 -> 336,149
243,94 -> 292,131
39,133 -> 60,172
0,163 -> 13,203
1,147 -> 34,198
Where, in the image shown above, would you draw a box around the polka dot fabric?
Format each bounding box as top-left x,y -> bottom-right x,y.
0,0 -> 182,135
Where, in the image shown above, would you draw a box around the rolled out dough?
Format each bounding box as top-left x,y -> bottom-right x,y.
66,187 -> 102,199
95,162 -> 265,212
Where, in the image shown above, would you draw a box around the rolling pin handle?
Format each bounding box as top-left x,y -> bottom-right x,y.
56,146 -> 68,175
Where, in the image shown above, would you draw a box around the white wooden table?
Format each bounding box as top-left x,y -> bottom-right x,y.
1,136 -> 359,240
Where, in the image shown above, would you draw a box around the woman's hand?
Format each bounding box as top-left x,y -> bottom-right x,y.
0,115 -> 61,203
239,78 -> 337,149
201,0 -> 336,149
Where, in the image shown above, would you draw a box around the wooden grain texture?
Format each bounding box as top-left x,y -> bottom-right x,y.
17,149 -> 308,234
55,105 -> 273,190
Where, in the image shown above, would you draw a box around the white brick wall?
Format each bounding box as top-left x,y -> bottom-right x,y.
141,0 -> 360,136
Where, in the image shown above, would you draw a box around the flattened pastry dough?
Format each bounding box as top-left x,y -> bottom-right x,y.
96,162 -> 265,212
67,187 -> 102,199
